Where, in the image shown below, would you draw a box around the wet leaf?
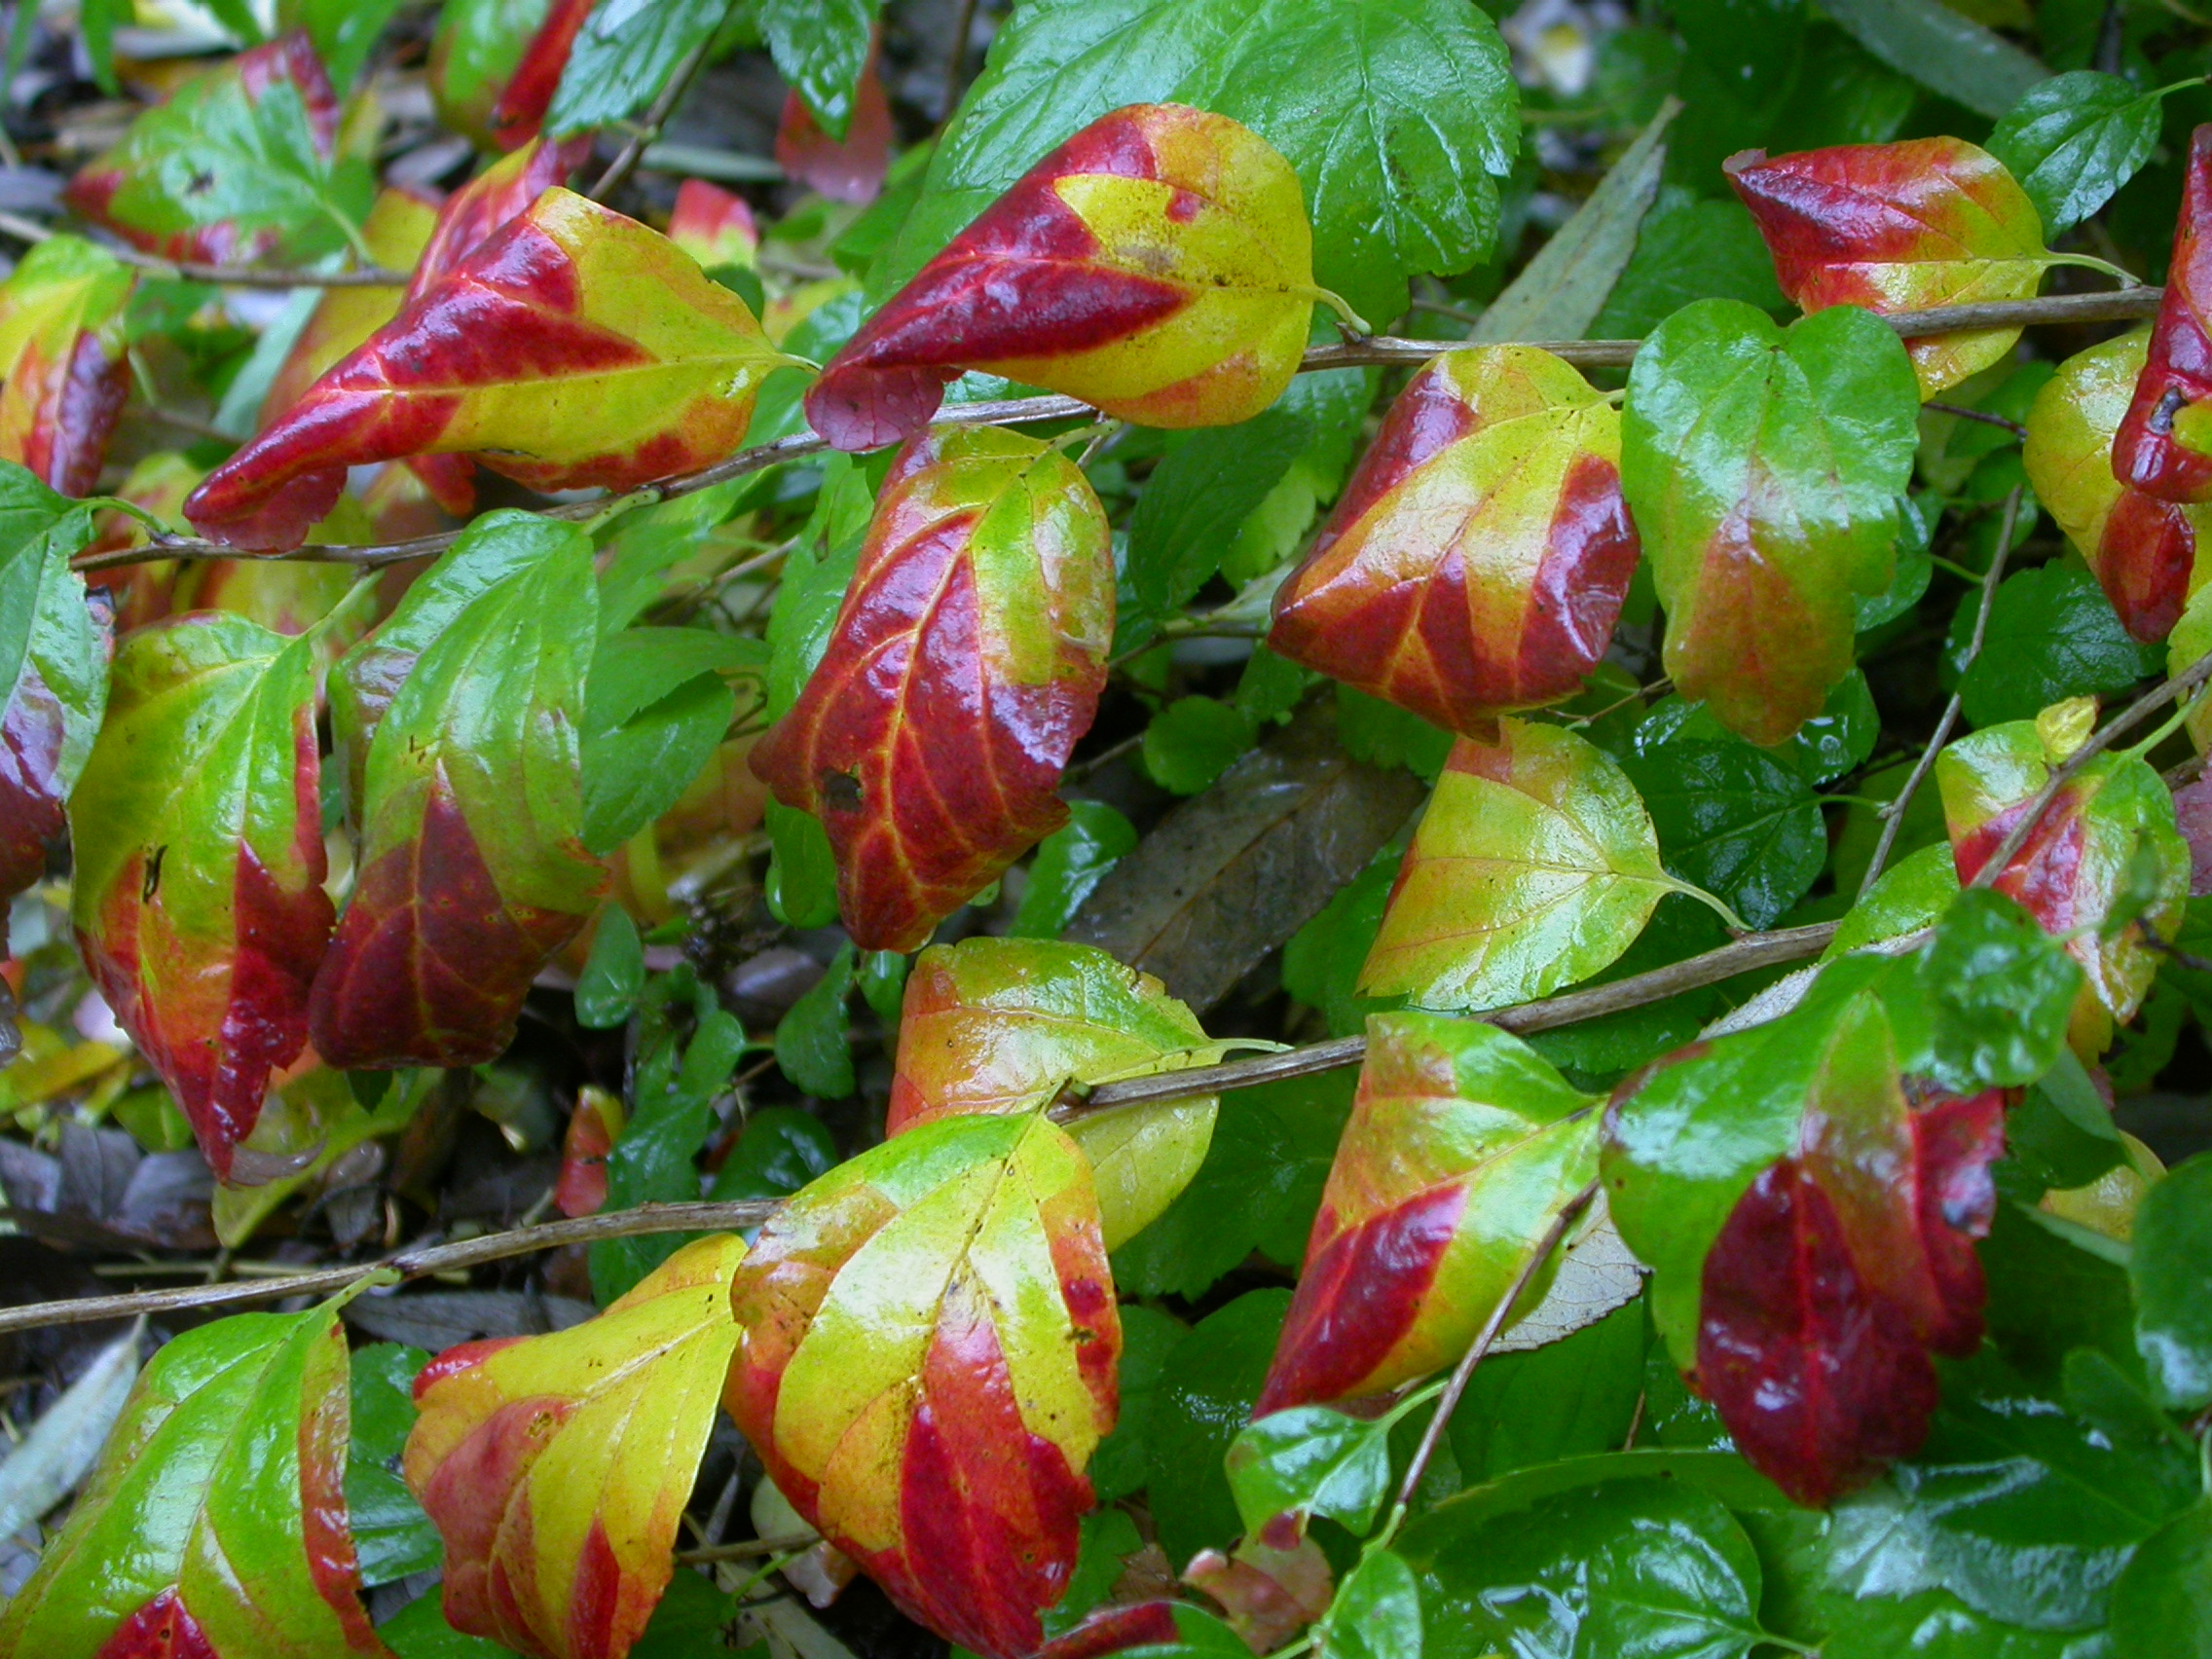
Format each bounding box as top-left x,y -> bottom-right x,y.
1226,1405 -> 1396,1542
186,190 -> 799,552
1816,0 -> 2047,120
1947,562 -> 2163,727
346,1345 -> 441,1588
0,1300 -> 386,1658
775,941 -> 855,1098
752,426 -> 1113,950
2131,1151 -> 2212,1409
404,1235 -> 747,1659
1361,719 -> 1672,1011
2115,127 -> 2212,503
0,237 -> 133,496
71,613 -> 332,1177
1620,737 -> 1824,931
259,187 -> 440,430
544,0 -> 726,137
408,135 -> 591,306
771,20 -> 891,198
723,1111 -> 1119,1659
1987,71 -> 2164,238
1010,800 -> 1136,940
1147,1289 -> 1289,1569
1447,1298 -> 1648,1483
1314,1549 -> 1420,1659
427,0 -> 555,148
1621,299 -> 1918,743
573,908 -> 644,1030
1269,348 -> 1638,737
2112,1500 -> 2212,1655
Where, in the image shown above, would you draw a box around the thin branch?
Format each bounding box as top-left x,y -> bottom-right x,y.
1925,402 -> 2030,439
679,1531 -> 820,1565
72,287 -> 2165,575
591,28 -> 719,201
940,0 -> 981,120
1859,487 -> 2022,896
0,209 -> 406,288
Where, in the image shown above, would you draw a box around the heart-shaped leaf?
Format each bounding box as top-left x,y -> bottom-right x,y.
2025,328 -> 2212,643
184,189 -> 800,551
70,612 -> 333,1176
0,237 -> 133,496
723,1110 -> 1120,1659
307,518 -> 605,1069
0,1301 -> 387,1658
404,1235 -> 747,1659
804,102 -> 1336,452
1359,719 -> 1672,1011
2116,126 -> 2212,503
1268,346 -> 1638,738
888,936 -> 1246,1248
1725,137 -> 2057,397
1621,298 -> 1919,745
1257,1013 -> 1600,1413
751,425 -> 1114,951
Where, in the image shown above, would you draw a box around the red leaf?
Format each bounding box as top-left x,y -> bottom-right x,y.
774,46 -> 893,204
2096,488 -> 2198,641
93,1589 -> 220,1659
2116,126 -> 2212,502
554,1085 -> 622,1217
1033,1604 -> 1181,1659
1,665 -> 76,901
667,180 -> 758,271
2175,773 -> 2212,896
491,0 -> 597,151
411,136 -> 592,302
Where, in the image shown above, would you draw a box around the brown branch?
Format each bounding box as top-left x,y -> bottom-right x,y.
0,209 -> 407,289
590,26 -> 720,201
72,288 -> 2162,575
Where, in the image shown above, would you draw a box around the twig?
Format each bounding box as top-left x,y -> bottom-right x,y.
73,288 -> 2167,575
679,1531 -> 820,1565
1859,486 -> 2022,896
1925,402 -> 2030,439
591,28 -> 719,201
0,209 -> 406,289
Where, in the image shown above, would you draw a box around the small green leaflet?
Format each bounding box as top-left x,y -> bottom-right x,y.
1988,71 -> 2169,237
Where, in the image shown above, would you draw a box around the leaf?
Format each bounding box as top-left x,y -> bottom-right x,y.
756,0 -> 880,137
1446,1298 -> 1647,1484
1988,71 -> 2164,238
345,1344 -> 441,1589
1270,348 -> 1638,737
886,936 -> 1242,1249
0,1301 -> 386,1658
806,102 -> 1330,452
1815,0 -> 2050,120
2115,127 -> 2212,503
404,1235 -> 747,1659
1313,1549 -> 1420,1659
259,187 -> 440,433
1633,669 -> 1880,789
751,425 -> 1112,950
281,0 -> 408,92
0,477 -> 104,906
0,237 -> 133,496
544,0 -> 728,137
1360,719 -> 1672,1011
707,1104 -> 838,1210
489,0 -> 595,148
667,179 -> 759,274
185,190 -> 799,552
1621,299 -> 1919,743
775,48 -> 895,205
878,0 -> 1517,336
306,522 -> 606,1070
1146,1289 -> 1290,1569
70,614 -> 332,1177
1226,1405 -> 1396,1542
1919,888 -> 2082,1090
1088,1305 -> 1183,1505
427,0 -> 554,147
1590,185 -> 1788,341
1034,1602 -> 1249,1659
64,33 -> 372,266
1143,696 -> 1256,796
2112,1500 -> 2212,1655
1948,562 -> 2163,726
775,942 -> 856,1098
1256,1013 -> 1598,1412
0,1322 -> 138,1542
574,908 -> 645,1030
1727,137 -> 2053,398
1619,738 -> 1824,931
578,627 -> 747,855
2131,1151 -> 2212,1409
2023,329 -> 2212,644
723,1112 -> 1120,1659
1011,800 -> 1136,940
409,135 -> 592,307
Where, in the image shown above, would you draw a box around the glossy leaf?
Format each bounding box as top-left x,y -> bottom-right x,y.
1257,1014 -> 1599,1412
751,425 -> 1113,951
427,0 -> 554,148
346,1345 -> 440,1588
261,187 -> 442,430
64,33 -> 372,266
407,135 -> 591,305
2115,126 -> 2212,503
805,103 -> 1333,452
1726,137 -> 2056,396
2132,1151 -> 2212,1409
2024,329 -> 2212,643
722,1111 -> 1120,1659
774,941 -> 855,1098
887,936 -> 1243,1249
542,0 -> 725,137
1987,71 -> 2165,238
185,189 -> 799,552
773,37 -> 893,204
70,613 -> 331,1177
1146,1289 -> 1291,1567
404,1235 -> 746,1659
1620,736 -> 1825,931
1010,800 -> 1136,940
0,237 -> 133,496
1269,347 -> 1638,737
1034,1602 -> 1248,1659
1226,1405 -> 1396,1543
307,521 -> 606,1069
1359,719 -> 1672,1012
489,0 -> 593,148
2112,1501 -> 2212,1655
0,1301 -> 386,1658
1622,299 -> 1918,744
1948,562 -> 2163,729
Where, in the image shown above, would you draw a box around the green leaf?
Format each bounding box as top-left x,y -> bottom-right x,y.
881,0 -> 1520,327
755,0 -> 879,136
1144,697 -> 1259,796
1091,1304 -> 1185,1504
1827,840 -> 1959,960
579,628 -> 756,855
1621,739 -> 1824,930
1591,186 -> 1788,341
1228,1406 -> 1397,1541
1145,1290 -> 1292,1569
1334,685 -> 1454,784
1987,70 -> 2164,237
379,1593 -> 511,1659
547,0 -> 735,134
1447,1299 -> 1648,1484
574,908 -> 645,1031
281,0 -> 408,89
1042,1509 -> 1146,1641
774,944 -> 856,1099
1819,0 -> 2050,118
346,1344 -> 439,1588
1948,562 -> 2162,729
1011,800 -> 1136,940
765,798 -> 839,928
0,475 -> 103,888
2112,1500 -> 2212,1657
1920,889 -> 2083,1090
1316,1549 -> 1421,1659
1634,671 -> 1879,788
1673,0 -> 1804,105
706,1104 -> 838,1209
2132,1151 -> 2212,1410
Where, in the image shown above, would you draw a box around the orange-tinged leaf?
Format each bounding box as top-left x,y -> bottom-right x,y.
0,237 -> 133,497
667,179 -> 759,273
2115,125 -> 2212,502
183,189 -> 802,552
1269,346 -> 1637,737
805,102 -> 1336,452
260,187 -> 443,427
751,425 -> 1114,951
404,1235 -> 747,1659
723,1111 -> 1119,1659
1725,138 -> 2056,397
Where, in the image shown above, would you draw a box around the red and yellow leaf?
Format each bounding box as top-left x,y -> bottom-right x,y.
1725,138 -> 2055,397
888,936 -> 1248,1247
0,1300 -> 387,1659
723,1110 -> 1120,1659
490,0 -> 596,150
667,179 -> 760,274
183,188 -> 801,552
774,44 -> 892,206
1269,346 -> 1636,736
804,102 -> 1339,452
2025,328 -> 2212,642
751,425 -> 1113,951
404,1235 -> 747,1659
1257,1013 -> 1599,1414
260,187 -> 443,427
0,237 -> 134,497
408,135 -> 592,302
2115,125 -> 2212,502
69,612 -> 332,1176
427,0 -> 556,150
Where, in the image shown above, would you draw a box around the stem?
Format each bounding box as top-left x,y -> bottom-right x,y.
2123,678 -> 2212,759
591,22 -> 722,201
678,1531 -> 819,1565
1925,402 -> 2028,439
1310,286 -> 1373,338
2046,251 -> 2144,287
1655,875 -> 1751,934
0,209 -> 408,288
